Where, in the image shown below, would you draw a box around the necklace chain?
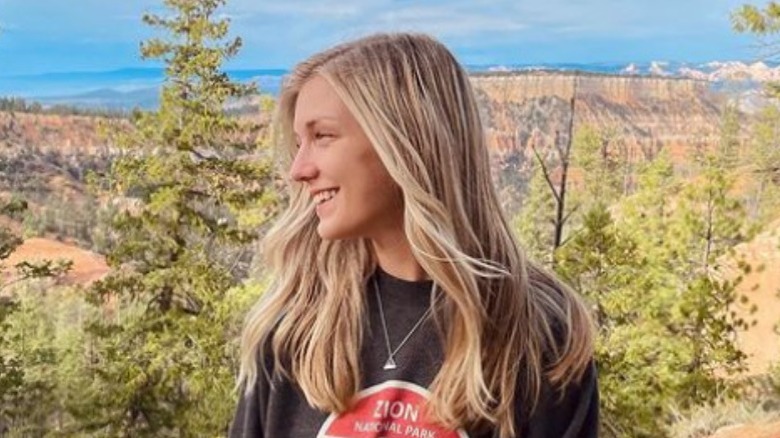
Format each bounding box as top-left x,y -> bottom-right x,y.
372,276 -> 436,370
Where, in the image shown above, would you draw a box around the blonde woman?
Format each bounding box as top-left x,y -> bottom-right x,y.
231,33 -> 598,438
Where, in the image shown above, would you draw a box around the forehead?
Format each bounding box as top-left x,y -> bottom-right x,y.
293,75 -> 350,130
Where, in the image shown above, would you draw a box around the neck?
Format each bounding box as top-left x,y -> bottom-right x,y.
371,228 -> 427,282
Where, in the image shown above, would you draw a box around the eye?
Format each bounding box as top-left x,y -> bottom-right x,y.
314,132 -> 333,140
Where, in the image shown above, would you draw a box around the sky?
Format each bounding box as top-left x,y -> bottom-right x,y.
0,0 -> 765,76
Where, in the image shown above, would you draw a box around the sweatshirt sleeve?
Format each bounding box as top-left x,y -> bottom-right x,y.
519,360 -> 600,438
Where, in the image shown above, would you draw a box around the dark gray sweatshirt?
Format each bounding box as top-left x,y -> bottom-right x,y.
230,268 -> 599,438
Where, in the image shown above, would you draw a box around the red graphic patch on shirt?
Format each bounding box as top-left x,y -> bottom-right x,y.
317,380 -> 469,438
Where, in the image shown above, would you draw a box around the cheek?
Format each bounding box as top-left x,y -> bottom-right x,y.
371,177 -> 404,216
351,145 -> 403,215
344,169 -> 401,214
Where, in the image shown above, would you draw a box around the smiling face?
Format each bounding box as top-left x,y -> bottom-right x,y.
290,75 -> 404,241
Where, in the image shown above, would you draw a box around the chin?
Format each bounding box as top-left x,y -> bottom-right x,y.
316,221 -> 363,241
316,224 -> 347,241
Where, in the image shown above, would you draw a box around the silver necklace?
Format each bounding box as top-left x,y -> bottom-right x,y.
372,276 -> 436,371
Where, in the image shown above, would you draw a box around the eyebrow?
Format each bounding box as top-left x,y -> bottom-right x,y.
299,117 -> 338,129
293,117 -> 339,138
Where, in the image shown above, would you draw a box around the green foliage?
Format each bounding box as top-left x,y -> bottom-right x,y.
535,108 -> 757,436
1,281 -> 68,435
556,184 -> 751,436
733,2 -> 780,96
0,297 -> 23,427
78,0 -> 277,435
733,2 -> 780,34
0,196 -> 73,434
515,159 -> 557,265
0,277 -> 263,436
571,125 -> 627,207
517,123 -> 753,433
1,205 -> 29,411
556,203 -> 675,437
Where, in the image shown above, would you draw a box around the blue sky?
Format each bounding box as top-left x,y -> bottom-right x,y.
0,0 -> 763,75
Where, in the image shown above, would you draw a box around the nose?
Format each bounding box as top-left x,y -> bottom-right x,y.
289,145 -> 318,182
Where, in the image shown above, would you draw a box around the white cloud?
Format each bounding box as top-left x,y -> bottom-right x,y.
371,5 -> 527,37
229,0 -> 368,20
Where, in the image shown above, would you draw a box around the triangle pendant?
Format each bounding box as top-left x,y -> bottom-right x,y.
383,357 -> 397,370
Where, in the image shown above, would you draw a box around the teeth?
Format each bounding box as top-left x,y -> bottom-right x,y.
314,189 -> 338,205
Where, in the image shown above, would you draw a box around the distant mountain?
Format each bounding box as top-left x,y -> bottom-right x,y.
2,61 -> 778,110
0,67 -> 285,110
36,87 -> 161,110
484,60 -> 780,83
621,60 -> 780,83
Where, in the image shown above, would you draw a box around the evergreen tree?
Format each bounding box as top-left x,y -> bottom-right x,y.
556,133 -> 754,436
571,125 -> 627,207
0,199 -> 71,432
1,282 -> 72,435
556,203 -> 666,437
667,147 -> 753,384
80,0 -> 277,435
0,296 -> 22,435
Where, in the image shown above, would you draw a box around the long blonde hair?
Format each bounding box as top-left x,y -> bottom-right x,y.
238,33 -> 593,438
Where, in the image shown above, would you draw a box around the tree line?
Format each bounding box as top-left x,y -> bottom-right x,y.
0,97 -> 129,119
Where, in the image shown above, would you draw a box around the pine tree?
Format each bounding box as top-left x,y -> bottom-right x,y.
555,203 -> 665,437
80,0 -> 277,435
667,147 -> 752,385
571,125 -> 627,208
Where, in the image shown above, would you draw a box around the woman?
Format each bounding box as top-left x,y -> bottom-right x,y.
231,33 -> 598,438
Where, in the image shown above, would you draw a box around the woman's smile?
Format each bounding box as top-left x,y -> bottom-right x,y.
314,188 -> 338,215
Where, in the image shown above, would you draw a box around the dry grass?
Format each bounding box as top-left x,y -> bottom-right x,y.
667,369 -> 780,438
